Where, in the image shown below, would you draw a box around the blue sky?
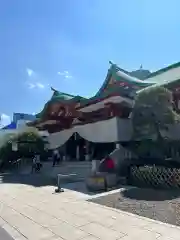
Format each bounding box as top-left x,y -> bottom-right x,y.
0,0 -> 180,126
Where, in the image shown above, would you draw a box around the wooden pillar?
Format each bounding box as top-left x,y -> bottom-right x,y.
91,143 -> 101,174
85,141 -> 90,161
75,133 -> 80,161
116,143 -> 120,149
76,146 -> 80,160
63,144 -> 67,161
92,160 -> 98,173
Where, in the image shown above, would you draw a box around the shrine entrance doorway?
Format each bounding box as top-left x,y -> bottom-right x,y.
66,133 -> 87,161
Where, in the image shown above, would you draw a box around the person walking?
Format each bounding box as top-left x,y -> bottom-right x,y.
32,153 -> 41,173
57,149 -> 63,164
35,154 -> 41,172
32,155 -> 36,173
52,149 -> 58,167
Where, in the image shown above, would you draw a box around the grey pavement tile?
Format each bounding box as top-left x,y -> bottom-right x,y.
80,222 -> 126,240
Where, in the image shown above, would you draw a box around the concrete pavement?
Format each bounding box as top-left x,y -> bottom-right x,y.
0,177 -> 180,239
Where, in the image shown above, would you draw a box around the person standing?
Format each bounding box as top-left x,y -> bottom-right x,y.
35,154 -> 41,172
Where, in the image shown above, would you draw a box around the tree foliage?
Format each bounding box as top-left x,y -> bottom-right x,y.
131,86 -> 180,140
0,129 -> 46,170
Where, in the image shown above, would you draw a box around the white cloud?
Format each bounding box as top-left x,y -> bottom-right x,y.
25,68 -> 46,90
26,68 -> 34,77
36,82 -> 45,89
27,82 -> 45,89
0,113 -> 11,127
27,83 -> 35,89
57,70 -> 72,79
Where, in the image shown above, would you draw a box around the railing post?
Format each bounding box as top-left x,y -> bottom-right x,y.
55,174 -> 64,193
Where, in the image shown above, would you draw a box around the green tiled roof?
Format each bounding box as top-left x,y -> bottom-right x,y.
104,61 -> 180,99
129,69 -> 151,80
36,88 -> 87,118
36,61 -> 180,118
137,61 -> 180,95
50,88 -> 75,101
145,61 -> 180,80
77,86 -> 134,108
50,88 -> 87,102
36,64 -> 153,117
111,65 -> 152,86
96,61 -> 153,96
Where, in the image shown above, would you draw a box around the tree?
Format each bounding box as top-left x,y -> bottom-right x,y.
15,131 -> 45,155
131,86 -> 180,141
0,128 -> 47,170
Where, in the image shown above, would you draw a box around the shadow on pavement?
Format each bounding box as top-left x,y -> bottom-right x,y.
0,173 -> 97,196
0,226 -> 14,240
121,187 -> 180,201
61,181 -> 98,196
0,173 -> 56,187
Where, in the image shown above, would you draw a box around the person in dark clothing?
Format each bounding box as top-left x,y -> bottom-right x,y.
57,150 -> 63,164
52,149 -> 57,167
52,149 -> 60,166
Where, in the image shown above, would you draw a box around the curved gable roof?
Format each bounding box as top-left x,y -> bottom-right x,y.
50,87 -> 75,101
96,61 -> 153,96
36,87 -> 87,118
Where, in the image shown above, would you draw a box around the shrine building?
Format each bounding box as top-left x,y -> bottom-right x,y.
28,61 -> 180,161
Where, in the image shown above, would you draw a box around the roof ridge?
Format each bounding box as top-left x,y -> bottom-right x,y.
145,61 -> 180,79
109,61 -> 130,75
95,61 -> 132,96
51,87 -> 76,97
112,64 -> 146,83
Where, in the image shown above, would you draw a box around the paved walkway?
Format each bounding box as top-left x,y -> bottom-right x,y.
0,181 -> 180,239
